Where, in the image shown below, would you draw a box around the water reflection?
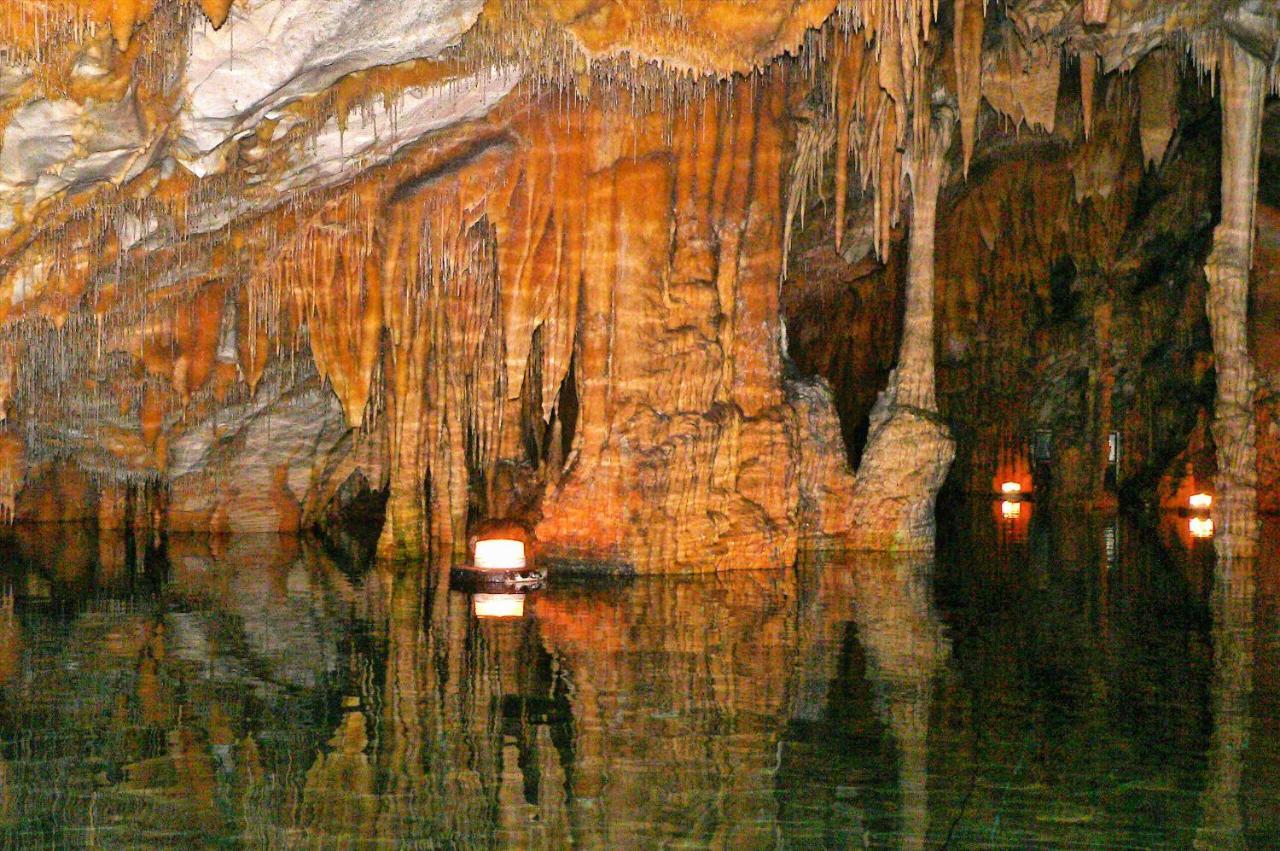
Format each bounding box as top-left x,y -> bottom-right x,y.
1195,553 -> 1255,850
0,513 -> 1273,846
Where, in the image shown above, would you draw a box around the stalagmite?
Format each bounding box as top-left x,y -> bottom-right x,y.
1204,39 -> 1266,558
847,102 -> 956,550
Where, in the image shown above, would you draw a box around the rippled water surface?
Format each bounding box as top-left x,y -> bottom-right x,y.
0,509 -> 1276,848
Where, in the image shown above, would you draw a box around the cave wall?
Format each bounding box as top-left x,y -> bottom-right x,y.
0,70 -> 858,573
784,46 -> 1274,518
0,1 -> 1276,569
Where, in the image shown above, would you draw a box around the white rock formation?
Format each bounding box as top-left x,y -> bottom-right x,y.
0,88 -> 161,232
269,67 -> 520,194
176,0 -> 490,175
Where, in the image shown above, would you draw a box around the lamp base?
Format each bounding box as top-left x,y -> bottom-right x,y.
450,563 -> 546,591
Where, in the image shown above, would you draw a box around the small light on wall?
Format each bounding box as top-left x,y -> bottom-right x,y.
1001,500 -> 1022,519
473,593 -> 526,619
1000,481 -> 1023,496
1189,492 -> 1213,511
474,538 -> 527,570
1189,516 -> 1214,539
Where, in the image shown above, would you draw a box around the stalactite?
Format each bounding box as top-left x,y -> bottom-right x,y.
1204,39 -> 1265,558
1137,48 -> 1178,168
1080,50 -> 1098,139
982,42 -> 1060,134
0,0 -> 1271,562
270,192 -> 384,428
1,0 -> 237,68
1083,0 -> 1111,26
787,0 -> 940,264
953,0 -> 985,175
197,0 -> 231,29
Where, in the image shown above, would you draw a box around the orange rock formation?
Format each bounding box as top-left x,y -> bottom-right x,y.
0,0 -> 1273,569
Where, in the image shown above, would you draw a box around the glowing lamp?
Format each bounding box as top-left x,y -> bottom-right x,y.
455,521 -> 543,591
1189,516 -> 1214,539
1001,500 -> 1022,519
473,593 -> 526,619
473,538 -> 527,570
1189,493 -> 1213,511
1000,481 -> 1023,496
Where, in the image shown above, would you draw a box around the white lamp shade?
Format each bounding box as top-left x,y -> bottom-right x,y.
1189,493 -> 1213,510
474,538 -> 527,570
1001,500 -> 1022,519
1189,517 -> 1214,539
1000,481 -> 1023,495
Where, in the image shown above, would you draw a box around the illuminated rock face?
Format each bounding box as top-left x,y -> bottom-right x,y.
176,0 -> 495,173
529,80 -> 852,572
354,77 -> 855,570
0,1 -> 1276,570
519,0 -> 841,75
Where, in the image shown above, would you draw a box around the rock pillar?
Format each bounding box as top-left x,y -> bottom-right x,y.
1204,41 -> 1266,558
848,107 -> 956,550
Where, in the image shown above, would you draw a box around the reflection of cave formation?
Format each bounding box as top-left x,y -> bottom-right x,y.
793,552 -> 948,849
1195,555 -> 1256,849
0,518 -> 1277,842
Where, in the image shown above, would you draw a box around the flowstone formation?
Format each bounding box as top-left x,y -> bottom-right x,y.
0,0 -> 1275,570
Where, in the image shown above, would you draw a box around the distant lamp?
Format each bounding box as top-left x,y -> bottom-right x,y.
1189,516 -> 1214,539
1001,500 -> 1022,519
1000,481 -> 1023,496
1189,492 -> 1213,511
474,538 -> 527,570
473,593 -> 526,619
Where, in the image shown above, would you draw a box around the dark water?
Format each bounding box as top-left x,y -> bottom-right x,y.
0,509 -> 1275,848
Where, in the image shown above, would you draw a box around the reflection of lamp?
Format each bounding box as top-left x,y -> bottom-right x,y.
474,539 -> 527,570
1001,500 -> 1022,519
1189,493 -> 1213,511
1000,481 -> 1022,496
1190,517 -> 1214,539
473,593 -> 526,619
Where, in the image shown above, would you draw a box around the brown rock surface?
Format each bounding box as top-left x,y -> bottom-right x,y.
0,0 -> 1275,570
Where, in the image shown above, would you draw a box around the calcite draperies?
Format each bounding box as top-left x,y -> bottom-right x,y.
373,77 -> 854,570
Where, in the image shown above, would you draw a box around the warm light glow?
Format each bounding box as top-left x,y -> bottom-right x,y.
1189,492 -> 1213,511
473,593 -> 526,619
1189,517 -> 1214,539
1001,500 -> 1022,519
1000,481 -> 1023,495
474,538 -> 527,570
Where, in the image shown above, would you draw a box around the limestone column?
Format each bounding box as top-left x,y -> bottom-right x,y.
1204,41 -> 1265,558
895,111 -> 949,412
849,106 -> 956,550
